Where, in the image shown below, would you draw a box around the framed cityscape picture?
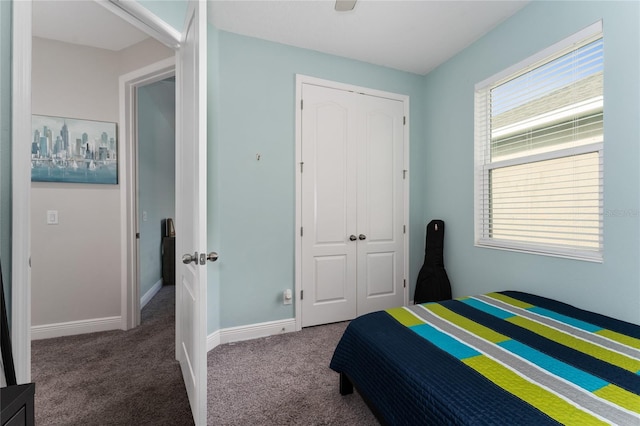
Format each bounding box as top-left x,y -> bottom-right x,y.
31,115 -> 118,184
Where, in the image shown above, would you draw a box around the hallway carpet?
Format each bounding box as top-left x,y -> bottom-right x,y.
31,286 -> 193,425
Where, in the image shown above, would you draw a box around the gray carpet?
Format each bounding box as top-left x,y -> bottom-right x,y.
32,286 -> 378,425
207,323 -> 378,426
31,285 -> 193,425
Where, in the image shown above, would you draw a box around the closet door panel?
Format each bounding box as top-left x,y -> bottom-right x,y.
314,255 -> 348,302
364,252 -> 396,297
301,84 -> 357,327
314,104 -> 350,244
364,110 -> 395,242
356,95 -> 405,315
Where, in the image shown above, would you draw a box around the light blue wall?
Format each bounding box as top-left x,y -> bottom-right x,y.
209,31 -> 426,330
137,79 -> 176,298
0,0 -> 11,320
136,0 -> 187,33
422,1 -> 640,324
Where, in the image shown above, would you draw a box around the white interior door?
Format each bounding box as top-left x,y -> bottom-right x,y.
300,82 -> 406,327
355,95 -> 405,314
301,84 -> 358,327
175,2 -> 207,425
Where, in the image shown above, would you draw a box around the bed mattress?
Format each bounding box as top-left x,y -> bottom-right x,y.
330,291 -> 640,425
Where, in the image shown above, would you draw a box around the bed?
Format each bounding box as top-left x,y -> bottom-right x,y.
330,291 -> 640,425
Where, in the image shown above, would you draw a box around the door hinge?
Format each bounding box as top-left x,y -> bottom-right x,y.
300,162 -> 304,173
301,290 -> 304,300
403,116 -> 406,125
403,279 -> 406,288
300,227 -> 303,237
403,225 -> 406,234
301,99 -> 303,110
136,232 -> 140,239
403,170 -> 407,179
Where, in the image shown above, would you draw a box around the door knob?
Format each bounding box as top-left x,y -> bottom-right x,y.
349,235 -> 357,241
359,234 -> 366,240
182,252 -> 198,264
206,252 -> 219,262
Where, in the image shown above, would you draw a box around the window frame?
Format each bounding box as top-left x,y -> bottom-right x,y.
474,21 -> 604,262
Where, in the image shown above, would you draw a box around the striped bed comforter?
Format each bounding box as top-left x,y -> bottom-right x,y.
329,291 -> 640,425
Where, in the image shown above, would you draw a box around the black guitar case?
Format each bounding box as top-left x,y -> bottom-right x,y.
414,220 -> 452,304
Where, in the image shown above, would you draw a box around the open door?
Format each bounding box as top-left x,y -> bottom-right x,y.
175,2 -> 210,425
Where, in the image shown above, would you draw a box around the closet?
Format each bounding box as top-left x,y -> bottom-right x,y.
299,81 -> 407,327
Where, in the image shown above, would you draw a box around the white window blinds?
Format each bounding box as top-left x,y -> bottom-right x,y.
474,23 -> 604,261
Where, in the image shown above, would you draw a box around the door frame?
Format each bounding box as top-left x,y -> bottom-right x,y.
294,74 -> 410,331
119,57 -> 176,330
11,0 -> 33,383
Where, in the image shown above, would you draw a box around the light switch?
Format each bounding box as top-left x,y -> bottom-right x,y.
47,210 -> 59,225
142,211 -> 148,222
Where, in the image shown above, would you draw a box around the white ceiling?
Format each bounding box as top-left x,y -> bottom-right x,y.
32,0 -> 150,51
33,0 -> 529,75
209,0 -> 529,75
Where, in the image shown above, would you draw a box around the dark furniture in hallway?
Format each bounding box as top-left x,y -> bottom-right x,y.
1,260 -> 35,426
1,384 -> 35,426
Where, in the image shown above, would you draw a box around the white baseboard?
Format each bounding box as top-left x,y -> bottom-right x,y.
140,279 -> 163,309
207,318 -> 296,352
207,330 -> 221,352
31,316 -> 122,340
32,314 -> 296,348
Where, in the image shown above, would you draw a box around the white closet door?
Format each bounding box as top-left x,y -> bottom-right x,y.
355,94 -> 405,315
300,82 -> 406,327
300,84 -> 358,327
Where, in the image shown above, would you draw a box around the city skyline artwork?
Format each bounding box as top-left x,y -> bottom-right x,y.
31,114 -> 118,184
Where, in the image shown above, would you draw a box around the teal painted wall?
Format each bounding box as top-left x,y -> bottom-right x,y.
210,31 -> 426,330
422,1 -> 640,324
137,79 -> 176,298
0,0 -> 11,320
136,0 -> 187,33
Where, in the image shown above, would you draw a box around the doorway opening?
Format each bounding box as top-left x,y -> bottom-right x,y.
120,58 -> 176,329
29,2 -> 178,342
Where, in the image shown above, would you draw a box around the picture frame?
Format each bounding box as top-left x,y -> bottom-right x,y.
31,114 -> 118,185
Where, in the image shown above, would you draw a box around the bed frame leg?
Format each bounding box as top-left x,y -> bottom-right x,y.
339,372 -> 354,395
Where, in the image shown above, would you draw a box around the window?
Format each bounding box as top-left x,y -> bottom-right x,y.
474,22 -> 603,262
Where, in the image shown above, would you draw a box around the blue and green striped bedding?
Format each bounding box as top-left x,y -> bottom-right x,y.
330,291 -> 640,425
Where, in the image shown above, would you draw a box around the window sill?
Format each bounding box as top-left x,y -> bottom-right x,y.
475,239 -> 603,263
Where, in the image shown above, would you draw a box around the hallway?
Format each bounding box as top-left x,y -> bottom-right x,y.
31,286 -> 193,425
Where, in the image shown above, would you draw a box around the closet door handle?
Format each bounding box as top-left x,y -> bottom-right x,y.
358,234 -> 366,240
349,235 -> 357,241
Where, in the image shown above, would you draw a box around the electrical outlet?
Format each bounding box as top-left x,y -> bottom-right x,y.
283,289 -> 292,305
